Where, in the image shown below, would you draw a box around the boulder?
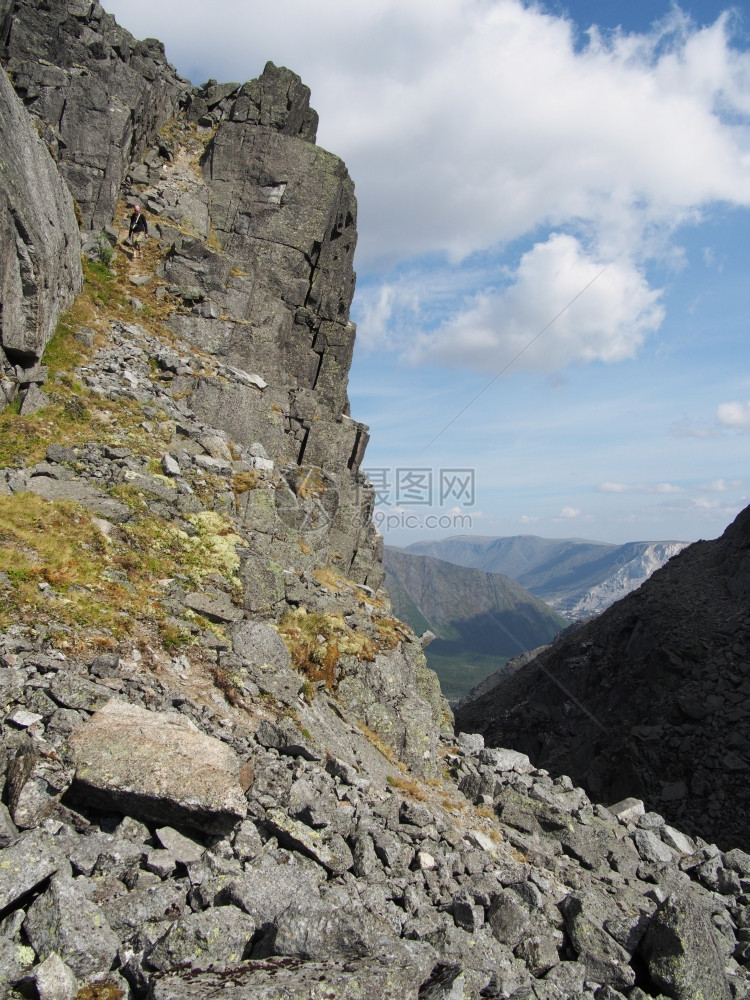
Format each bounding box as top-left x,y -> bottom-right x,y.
273,897 -> 394,961
0,831 -> 66,911
559,894 -> 635,989
639,895 -> 732,1000
23,872 -> 119,980
217,863 -> 322,927
149,957 -> 428,1000
66,700 -> 250,833
6,743 -> 75,829
33,952 -> 78,1000
146,906 -> 256,972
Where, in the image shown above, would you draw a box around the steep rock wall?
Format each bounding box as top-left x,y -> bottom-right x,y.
132,68 -> 382,591
0,66 -> 82,378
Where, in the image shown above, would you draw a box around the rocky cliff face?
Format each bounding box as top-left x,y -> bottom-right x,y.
0,66 -> 82,383
456,505 -> 750,853
0,3 -> 749,999
0,0 -> 439,777
0,0 -> 189,229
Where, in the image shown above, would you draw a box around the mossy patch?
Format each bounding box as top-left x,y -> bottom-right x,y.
75,981 -> 124,1000
0,493 -> 148,644
277,607 -> 377,692
0,492 -> 243,654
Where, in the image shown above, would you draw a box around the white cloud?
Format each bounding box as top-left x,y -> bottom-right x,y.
558,506 -> 585,519
406,234 -> 664,371
717,400 -> 750,428
106,0 -> 750,382
598,481 -> 682,493
703,478 -> 744,491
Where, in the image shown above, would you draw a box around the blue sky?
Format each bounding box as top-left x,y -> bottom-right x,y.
106,0 -> 750,546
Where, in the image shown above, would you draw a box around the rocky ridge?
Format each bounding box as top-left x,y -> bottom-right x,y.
0,0 -> 189,229
405,536 -> 689,623
0,1 -> 748,997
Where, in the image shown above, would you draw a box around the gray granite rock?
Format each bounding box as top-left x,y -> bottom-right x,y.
23,872 -> 119,979
217,863 -> 322,928
639,895 -> 732,1000
149,956 -> 427,1000
3,0 -> 188,230
33,952 -> 78,1000
264,809 -> 354,875
273,897 -> 393,960
0,831 -> 65,911
155,827 -> 204,864
146,905 -> 256,972
6,744 -> 74,829
0,66 -> 81,367
66,700 -> 250,833
559,894 -> 635,989
634,828 -> 676,865
100,880 -> 186,937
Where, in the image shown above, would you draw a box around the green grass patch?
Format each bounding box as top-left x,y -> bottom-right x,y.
0,491 -> 245,654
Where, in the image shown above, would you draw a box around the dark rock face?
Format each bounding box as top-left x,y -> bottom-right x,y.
456,504 -> 750,851
1,0 -> 188,229
0,66 -> 82,369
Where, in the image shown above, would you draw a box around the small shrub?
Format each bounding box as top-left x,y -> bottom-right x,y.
213,665 -> 245,706
233,470 -> 260,494
159,621 -> 192,650
96,231 -> 115,267
75,981 -> 124,1000
386,775 -> 428,801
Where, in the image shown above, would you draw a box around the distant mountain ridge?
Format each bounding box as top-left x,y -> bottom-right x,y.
383,546 -> 566,702
406,534 -> 688,619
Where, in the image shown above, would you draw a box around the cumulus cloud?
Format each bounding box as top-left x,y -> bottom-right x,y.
717,400 -> 750,428
557,506 -> 585,519
106,1 -> 750,265
405,234 -> 664,371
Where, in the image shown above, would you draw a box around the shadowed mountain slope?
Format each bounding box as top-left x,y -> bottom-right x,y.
455,505 -> 750,851
384,546 -> 566,702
